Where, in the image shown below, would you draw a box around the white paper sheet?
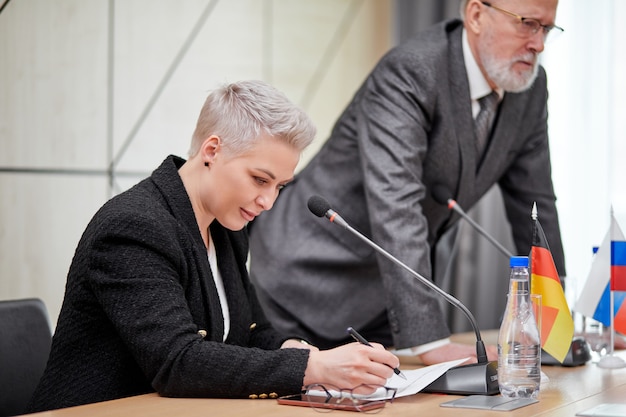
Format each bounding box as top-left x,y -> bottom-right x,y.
304,358 -> 469,401
380,357 -> 469,399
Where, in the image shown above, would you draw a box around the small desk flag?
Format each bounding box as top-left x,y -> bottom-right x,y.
573,214 -> 626,334
530,205 -> 574,363
610,217 -> 626,291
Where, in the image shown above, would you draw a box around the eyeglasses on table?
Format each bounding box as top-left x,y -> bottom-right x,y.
301,383 -> 397,413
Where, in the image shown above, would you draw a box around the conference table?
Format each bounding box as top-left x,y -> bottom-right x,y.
23,332 -> 626,417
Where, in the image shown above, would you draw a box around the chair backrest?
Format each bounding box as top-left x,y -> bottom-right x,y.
0,298 -> 52,417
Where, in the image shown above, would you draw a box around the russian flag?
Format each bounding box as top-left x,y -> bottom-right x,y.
589,281 -> 626,332
574,214 -> 626,334
611,217 -> 626,330
610,219 -> 626,291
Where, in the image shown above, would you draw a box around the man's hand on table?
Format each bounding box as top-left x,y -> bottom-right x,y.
418,342 -> 498,366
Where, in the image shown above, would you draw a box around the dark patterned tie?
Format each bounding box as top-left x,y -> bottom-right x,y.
474,91 -> 499,157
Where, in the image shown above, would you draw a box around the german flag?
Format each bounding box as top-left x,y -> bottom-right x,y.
530,205 -> 574,363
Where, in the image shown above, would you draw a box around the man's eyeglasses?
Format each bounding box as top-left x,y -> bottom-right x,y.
481,1 -> 564,43
302,383 -> 397,413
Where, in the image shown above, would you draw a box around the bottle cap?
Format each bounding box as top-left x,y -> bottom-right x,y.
510,256 -> 529,267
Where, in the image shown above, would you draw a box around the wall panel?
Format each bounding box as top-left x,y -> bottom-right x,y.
0,0 -> 392,326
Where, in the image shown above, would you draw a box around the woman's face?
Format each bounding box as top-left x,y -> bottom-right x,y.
204,133 -> 300,231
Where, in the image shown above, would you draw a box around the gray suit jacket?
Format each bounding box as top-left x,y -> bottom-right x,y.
249,19 -> 565,349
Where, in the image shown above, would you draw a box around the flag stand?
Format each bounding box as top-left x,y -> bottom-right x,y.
597,211 -> 626,369
597,291 -> 625,368
530,203 -> 576,365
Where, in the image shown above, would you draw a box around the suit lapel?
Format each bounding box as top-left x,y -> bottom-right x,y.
446,23 -> 477,207
191,235 -> 225,342
210,225 -> 250,345
152,156 -> 226,341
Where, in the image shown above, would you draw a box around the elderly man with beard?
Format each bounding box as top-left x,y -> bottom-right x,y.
249,0 -> 565,365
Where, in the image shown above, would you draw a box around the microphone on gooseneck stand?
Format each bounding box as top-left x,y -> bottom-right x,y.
431,185 -> 514,259
306,195 -> 499,396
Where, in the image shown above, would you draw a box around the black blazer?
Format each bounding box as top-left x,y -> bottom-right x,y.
28,156 -> 309,412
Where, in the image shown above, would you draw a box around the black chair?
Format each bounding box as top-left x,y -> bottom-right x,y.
0,298 -> 52,417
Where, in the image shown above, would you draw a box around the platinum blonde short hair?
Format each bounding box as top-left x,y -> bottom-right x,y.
188,80 -> 316,157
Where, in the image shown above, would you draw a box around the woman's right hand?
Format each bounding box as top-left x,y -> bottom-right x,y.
302,342 -> 399,391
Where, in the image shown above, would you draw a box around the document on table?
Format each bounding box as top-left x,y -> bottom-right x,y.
384,357 -> 468,399
304,358 -> 468,401
364,357 -> 469,400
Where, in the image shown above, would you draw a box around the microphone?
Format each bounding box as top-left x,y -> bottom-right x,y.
307,195 -> 499,396
431,186 -> 591,367
431,185 -> 513,258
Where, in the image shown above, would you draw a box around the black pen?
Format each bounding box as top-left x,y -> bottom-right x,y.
347,326 -> 407,380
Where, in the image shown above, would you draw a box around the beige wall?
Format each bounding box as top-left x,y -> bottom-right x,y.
0,0 -> 392,326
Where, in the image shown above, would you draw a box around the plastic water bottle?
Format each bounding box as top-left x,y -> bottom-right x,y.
497,256 -> 541,399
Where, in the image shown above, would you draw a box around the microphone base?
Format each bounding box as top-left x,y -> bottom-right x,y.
422,361 -> 499,395
541,336 -> 591,367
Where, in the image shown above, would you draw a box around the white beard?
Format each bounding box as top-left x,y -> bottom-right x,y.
478,29 -> 540,92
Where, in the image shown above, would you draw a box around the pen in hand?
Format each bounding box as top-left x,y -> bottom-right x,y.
347,326 -> 407,380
